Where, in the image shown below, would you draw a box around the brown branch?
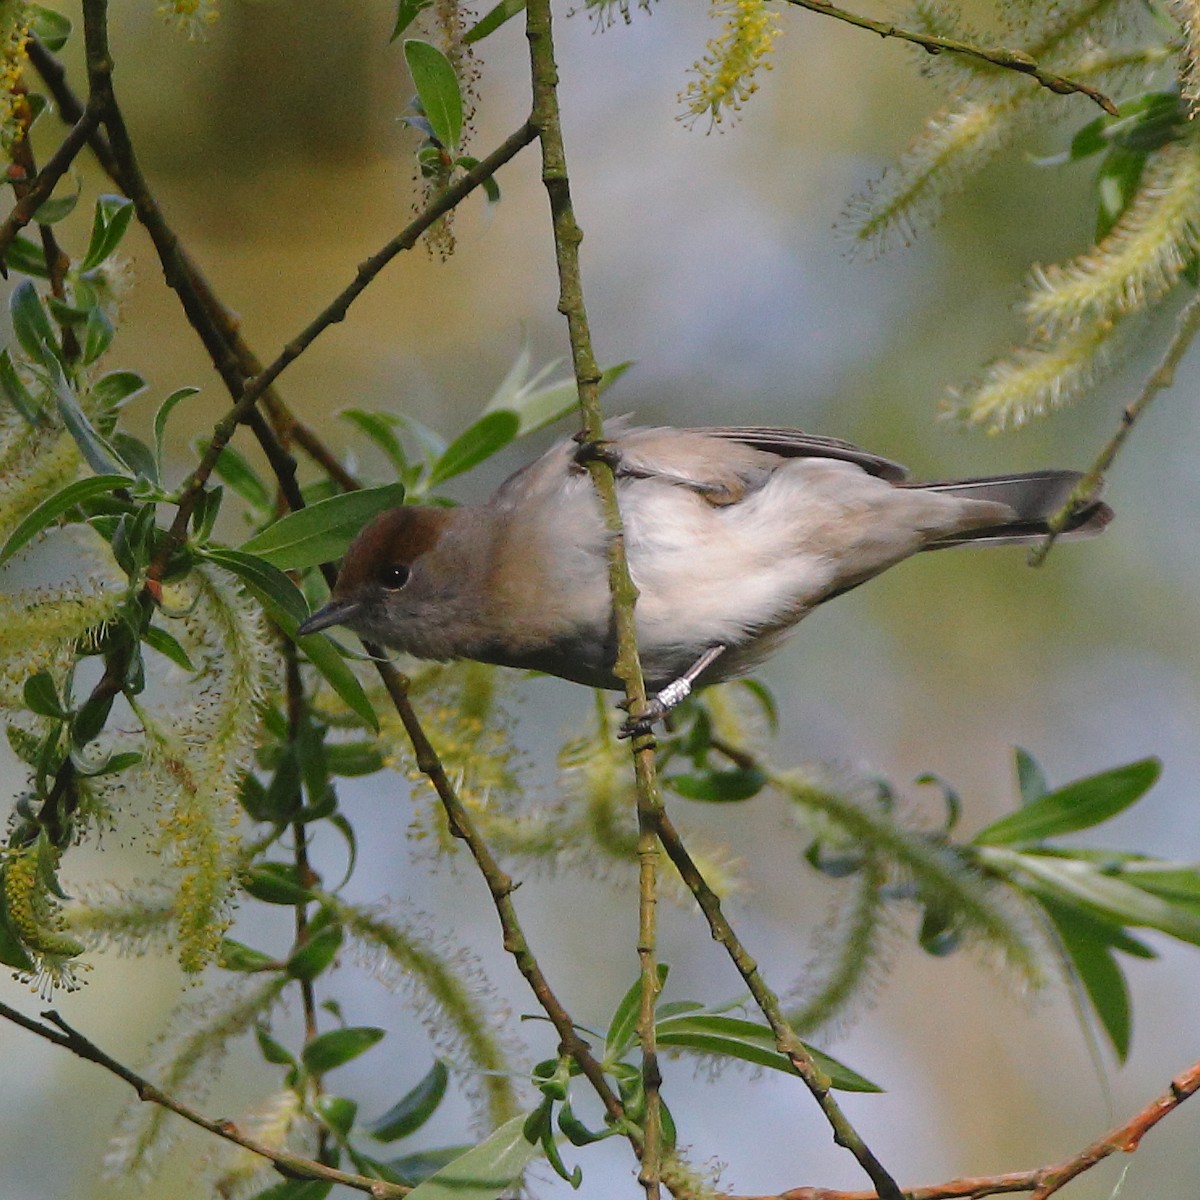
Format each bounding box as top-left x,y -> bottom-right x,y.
368,654 -> 634,1139
784,0 -> 1117,114
1029,289 -> 1200,567
0,101 -> 101,267
155,120 -> 535,558
0,1001 -> 408,1198
653,806 -> 903,1200
731,1056 -> 1200,1200
524,0 -> 665,1191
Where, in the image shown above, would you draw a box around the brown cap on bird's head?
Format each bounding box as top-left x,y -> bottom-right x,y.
296,506 -> 450,636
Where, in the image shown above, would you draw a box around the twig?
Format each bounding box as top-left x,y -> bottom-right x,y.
730,1056 -> 1200,1200
785,0 -> 1117,114
523,0 -> 665,1192
0,102 -> 101,266
653,804 -> 903,1200
368,654 -> 634,1140
25,37 -> 357,490
157,120 -> 536,556
0,1001 -> 408,1198
1029,289 -> 1200,567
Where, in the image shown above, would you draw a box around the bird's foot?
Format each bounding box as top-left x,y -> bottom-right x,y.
617,677 -> 695,740
572,434 -> 622,471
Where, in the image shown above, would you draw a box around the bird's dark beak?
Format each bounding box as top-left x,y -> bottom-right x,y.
297,599 -> 362,638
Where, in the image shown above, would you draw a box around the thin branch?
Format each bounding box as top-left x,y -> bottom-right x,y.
730,1056 -> 1200,1200
0,101 -> 101,265
1029,289 -> 1200,567
368,654 -> 634,1139
156,120 -> 536,558
0,1001 -> 408,1198
653,805 -> 903,1200
785,0 -> 1117,114
523,0 -> 664,1192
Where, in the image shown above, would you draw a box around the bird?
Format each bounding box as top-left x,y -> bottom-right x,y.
297,425 -> 1111,731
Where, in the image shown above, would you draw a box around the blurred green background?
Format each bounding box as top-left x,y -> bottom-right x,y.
4,1 -> 1200,1197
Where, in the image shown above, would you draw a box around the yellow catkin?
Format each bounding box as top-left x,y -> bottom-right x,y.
1025,139 -> 1200,334
680,0 -> 782,126
0,1 -> 29,151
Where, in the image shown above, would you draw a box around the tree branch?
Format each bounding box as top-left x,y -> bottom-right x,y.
1029,290 -> 1200,567
0,101 -> 101,266
0,1001 -> 409,1198
524,0 -> 665,1192
653,806 -> 903,1200
730,1056 -> 1200,1200
784,0 -> 1117,114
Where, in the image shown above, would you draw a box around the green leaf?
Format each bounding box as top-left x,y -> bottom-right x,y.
654,1014 -> 880,1092
10,279 -> 60,367
326,741 -> 385,777
29,5 -> 72,51
384,1147 -> 474,1187
255,1025 -> 297,1067
243,862 -> 314,906
205,443 -> 272,512
483,357 -> 631,437
71,748 -> 142,777
403,40 -> 463,153
736,678 -> 779,734
983,847 -> 1200,946
48,359 -> 125,475
0,347 -> 41,424
428,411 -> 518,487
153,386 -> 199,473
301,1026 -> 386,1075
314,1094 -> 358,1137
1014,746 -> 1048,806
406,1114 -> 540,1200
465,0 -> 526,42
82,195 -> 135,271
22,672 -> 67,715
1038,894 -> 1135,1061
2,234 -> 52,279
366,1060 -> 449,1142
142,624 -> 196,673
339,408 -> 408,472
219,938 -> 277,972
240,483 -> 407,570
974,758 -> 1160,846
286,924 -> 344,981
32,190 -> 80,226
0,473 -> 131,566
605,963 -> 668,1064
1117,862 -> 1200,905
201,547 -> 310,628
91,370 -> 148,410
1095,146 -> 1148,242
668,766 -> 766,802
110,432 -> 157,484
298,632 -> 380,732
391,0 -> 432,39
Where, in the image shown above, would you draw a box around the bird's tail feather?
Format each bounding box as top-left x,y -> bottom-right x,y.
909,470 -> 1113,547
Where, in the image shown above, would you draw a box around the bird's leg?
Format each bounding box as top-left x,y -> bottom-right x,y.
618,644 -> 727,739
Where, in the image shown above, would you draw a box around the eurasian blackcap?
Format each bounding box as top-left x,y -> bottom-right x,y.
297,425 -> 1111,726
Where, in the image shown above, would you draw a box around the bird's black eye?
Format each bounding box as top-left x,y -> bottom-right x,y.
378,564 -> 411,590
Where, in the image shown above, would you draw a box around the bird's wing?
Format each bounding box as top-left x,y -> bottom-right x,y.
691,427 -> 909,482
